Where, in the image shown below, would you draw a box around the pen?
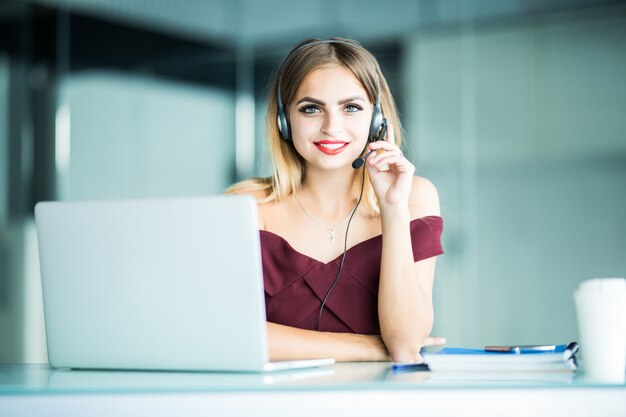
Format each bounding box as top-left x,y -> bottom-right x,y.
563,341 -> 579,360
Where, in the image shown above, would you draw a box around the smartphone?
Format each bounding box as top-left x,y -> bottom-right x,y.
484,345 -> 556,354
391,362 -> 430,372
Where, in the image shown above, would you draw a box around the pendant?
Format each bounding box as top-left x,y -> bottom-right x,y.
329,229 -> 337,244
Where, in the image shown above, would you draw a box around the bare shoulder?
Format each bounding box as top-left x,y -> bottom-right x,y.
408,176 -> 441,219
228,187 -> 268,201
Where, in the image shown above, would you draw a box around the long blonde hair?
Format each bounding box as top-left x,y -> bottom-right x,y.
226,38 -> 404,216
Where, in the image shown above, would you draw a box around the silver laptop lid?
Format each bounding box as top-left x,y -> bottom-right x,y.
35,195 -> 269,371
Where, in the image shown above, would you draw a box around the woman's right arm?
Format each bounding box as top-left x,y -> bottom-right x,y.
267,322 -> 390,362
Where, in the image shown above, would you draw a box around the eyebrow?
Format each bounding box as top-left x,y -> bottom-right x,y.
295,95 -> 368,106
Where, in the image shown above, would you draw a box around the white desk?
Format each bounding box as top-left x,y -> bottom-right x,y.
1,363 -> 625,417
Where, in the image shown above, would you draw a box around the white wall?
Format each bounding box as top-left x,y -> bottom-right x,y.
404,8 -> 626,347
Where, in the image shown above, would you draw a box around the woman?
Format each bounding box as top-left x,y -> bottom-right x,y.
227,38 -> 444,363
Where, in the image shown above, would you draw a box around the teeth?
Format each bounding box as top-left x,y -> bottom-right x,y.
317,143 -> 346,150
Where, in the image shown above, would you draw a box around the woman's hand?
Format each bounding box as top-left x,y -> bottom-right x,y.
357,335 -> 446,362
365,123 -> 415,209
422,336 -> 447,347
386,336 -> 446,364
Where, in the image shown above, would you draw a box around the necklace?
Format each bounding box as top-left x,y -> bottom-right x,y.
293,193 -> 357,244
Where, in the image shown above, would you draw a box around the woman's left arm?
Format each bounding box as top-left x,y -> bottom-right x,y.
366,125 -> 441,363
378,178 -> 440,363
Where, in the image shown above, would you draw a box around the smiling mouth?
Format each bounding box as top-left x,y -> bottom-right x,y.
314,141 -> 349,155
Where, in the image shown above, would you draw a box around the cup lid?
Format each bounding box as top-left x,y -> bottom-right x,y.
577,277 -> 626,293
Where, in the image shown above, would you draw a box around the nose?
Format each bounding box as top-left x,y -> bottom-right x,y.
320,109 -> 343,136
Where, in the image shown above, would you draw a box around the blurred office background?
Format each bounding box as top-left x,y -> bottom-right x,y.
1,0 -> 625,363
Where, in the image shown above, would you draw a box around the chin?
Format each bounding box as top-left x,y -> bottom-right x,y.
323,159 -> 358,171
304,157 -> 348,171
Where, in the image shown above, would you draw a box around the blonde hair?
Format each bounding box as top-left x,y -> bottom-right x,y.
225,38 -> 404,216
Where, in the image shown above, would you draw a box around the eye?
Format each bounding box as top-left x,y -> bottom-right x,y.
298,105 -> 321,114
344,104 -> 363,113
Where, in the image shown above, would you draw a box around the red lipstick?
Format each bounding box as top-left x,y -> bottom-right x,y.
313,140 -> 349,155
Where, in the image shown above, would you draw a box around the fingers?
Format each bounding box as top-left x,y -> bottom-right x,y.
385,121 -> 395,143
369,123 -> 396,149
368,149 -> 413,174
367,123 -> 410,170
368,150 -> 404,165
422,336 -> 447,347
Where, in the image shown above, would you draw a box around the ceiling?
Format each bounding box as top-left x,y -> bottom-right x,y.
21,0 -> 619,49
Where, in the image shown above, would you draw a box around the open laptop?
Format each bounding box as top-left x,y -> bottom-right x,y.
35,195 -> 334,372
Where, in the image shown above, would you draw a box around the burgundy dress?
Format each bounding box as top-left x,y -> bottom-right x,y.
260,216 -> 444,335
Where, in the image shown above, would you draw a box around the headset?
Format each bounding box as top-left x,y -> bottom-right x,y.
275,39 -> 388,330
276,39 -> 384,145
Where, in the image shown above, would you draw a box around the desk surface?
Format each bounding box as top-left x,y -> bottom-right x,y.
0,362 -> 611,393
1,363 -> 626,417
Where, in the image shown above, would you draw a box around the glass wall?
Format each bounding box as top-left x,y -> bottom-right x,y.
0,1 -> 30,363
1,0 -> 624,362
405,7 -> 626,346
58,73 -> 235,201
0,1 -> 239,363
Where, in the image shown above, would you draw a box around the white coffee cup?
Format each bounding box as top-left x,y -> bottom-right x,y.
573,278 -> 626,383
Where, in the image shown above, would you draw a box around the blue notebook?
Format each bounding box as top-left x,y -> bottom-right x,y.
437,344 -> 567,355
422,344 -> 577,372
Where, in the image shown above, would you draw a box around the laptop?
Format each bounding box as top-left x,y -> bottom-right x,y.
35,195 -> 334,372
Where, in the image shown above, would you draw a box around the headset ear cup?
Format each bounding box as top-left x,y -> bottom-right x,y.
277,108 -> 291,141
368,104 -> 383,142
